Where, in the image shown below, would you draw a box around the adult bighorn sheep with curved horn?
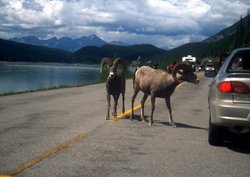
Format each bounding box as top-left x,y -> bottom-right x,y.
130,61 -> 199,126
100,57 -> 126,120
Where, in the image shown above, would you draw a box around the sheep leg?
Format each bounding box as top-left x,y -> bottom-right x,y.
122,92 -> 125,114
106,93 -> 111,120
141,93 -> 148,122
149,95 -> 156,126
165,97 -> 176,127
113,94 -> 119,117
130,89 -> 140,120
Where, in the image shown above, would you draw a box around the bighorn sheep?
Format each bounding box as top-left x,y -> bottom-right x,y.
130,61 -> 199,126
100,57 -> 126,120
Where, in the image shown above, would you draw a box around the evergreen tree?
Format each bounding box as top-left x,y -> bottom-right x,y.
234,16 -> 246,48
243,14 -> 250,46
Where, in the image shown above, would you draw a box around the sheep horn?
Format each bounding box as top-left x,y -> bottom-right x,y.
131,56 -> 141,68
182,61 -> 193,70
136,56 -> 141,69
137,56 -> 141,65
172,62 -> 193,83
113,57 -> 126,70
100,57 -> 112,73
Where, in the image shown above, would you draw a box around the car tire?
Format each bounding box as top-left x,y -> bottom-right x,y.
208,117 -> 224,146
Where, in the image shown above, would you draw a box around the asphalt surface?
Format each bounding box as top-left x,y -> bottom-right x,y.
0,72 -> 250,177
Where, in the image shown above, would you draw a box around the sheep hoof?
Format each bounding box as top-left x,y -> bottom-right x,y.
141,117 -> 146,122
149,122 -> 153,126
170,122 -> 176,128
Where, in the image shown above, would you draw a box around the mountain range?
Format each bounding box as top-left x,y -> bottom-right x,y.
0,38 -> 73,63
11,34 -> 129,52
1,14 -> 250,65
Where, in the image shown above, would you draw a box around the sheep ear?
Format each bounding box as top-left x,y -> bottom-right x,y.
172,62 -> 192,83
100,57 -> 111,73
131,61 -> 138,67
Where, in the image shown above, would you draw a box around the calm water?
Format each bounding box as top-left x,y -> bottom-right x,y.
0,63 -> 100,95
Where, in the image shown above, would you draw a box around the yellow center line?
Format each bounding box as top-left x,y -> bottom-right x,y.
1,78 -> 194,176
0,133 -> 84,177
0,104 -> 142,177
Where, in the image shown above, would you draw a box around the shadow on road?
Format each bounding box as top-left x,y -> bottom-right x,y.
226,142 -> 250,154
127,116 -> 250,153
127,116 -> 208,131
156,121 -> 208,131
224,133 -> 250,154
126,115 -> 146,121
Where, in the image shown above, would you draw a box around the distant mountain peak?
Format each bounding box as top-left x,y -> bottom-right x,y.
11,34 -> 107,52
49,37 -> 58,40
109,41 -> 130,46
88,34 -> 98,39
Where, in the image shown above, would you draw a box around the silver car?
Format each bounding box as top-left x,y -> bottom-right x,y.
208,48 -> 250,146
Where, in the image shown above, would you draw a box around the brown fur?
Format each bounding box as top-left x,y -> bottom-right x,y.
130,62 -> 199,126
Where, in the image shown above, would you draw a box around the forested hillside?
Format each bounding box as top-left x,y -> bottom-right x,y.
0,39 -> 168,64
73,44 -> 168,64
165,14 -> 250,63
0,39 -> 73,63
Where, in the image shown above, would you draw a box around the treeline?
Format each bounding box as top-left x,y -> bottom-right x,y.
73,44 -> 168,64
0,39 -> 168,64
0,38 -> 73,63
234,13 -> 250,48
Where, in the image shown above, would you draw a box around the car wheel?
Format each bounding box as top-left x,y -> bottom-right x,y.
208,117 -> 224,146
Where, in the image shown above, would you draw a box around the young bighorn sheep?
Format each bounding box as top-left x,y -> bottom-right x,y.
130,61 -> 199,126
100,57 -> 126,120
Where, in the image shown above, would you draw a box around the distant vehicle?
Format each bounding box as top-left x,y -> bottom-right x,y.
167,63 -> 175,73
207,48 -> 250,146
182,55 -> 196,71
205,63 -> 215,72
197,65 -> 204,71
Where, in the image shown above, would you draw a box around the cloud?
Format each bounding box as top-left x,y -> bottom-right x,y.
0,0 -> 249,48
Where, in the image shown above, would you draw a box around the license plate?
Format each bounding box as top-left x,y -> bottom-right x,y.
233,94 -> 250,104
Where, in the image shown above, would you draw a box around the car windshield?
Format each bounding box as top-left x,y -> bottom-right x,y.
228,50 -> 250,73
206,64 -> 214,67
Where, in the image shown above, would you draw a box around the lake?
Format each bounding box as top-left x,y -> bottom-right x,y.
0,63 -> 100,95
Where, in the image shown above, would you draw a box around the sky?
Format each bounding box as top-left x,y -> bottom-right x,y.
0,0 -> 250,49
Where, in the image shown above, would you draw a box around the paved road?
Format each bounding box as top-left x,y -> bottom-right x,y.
0,72 -> 250,177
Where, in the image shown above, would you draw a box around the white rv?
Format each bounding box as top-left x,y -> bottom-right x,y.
182,55 -> 196,71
